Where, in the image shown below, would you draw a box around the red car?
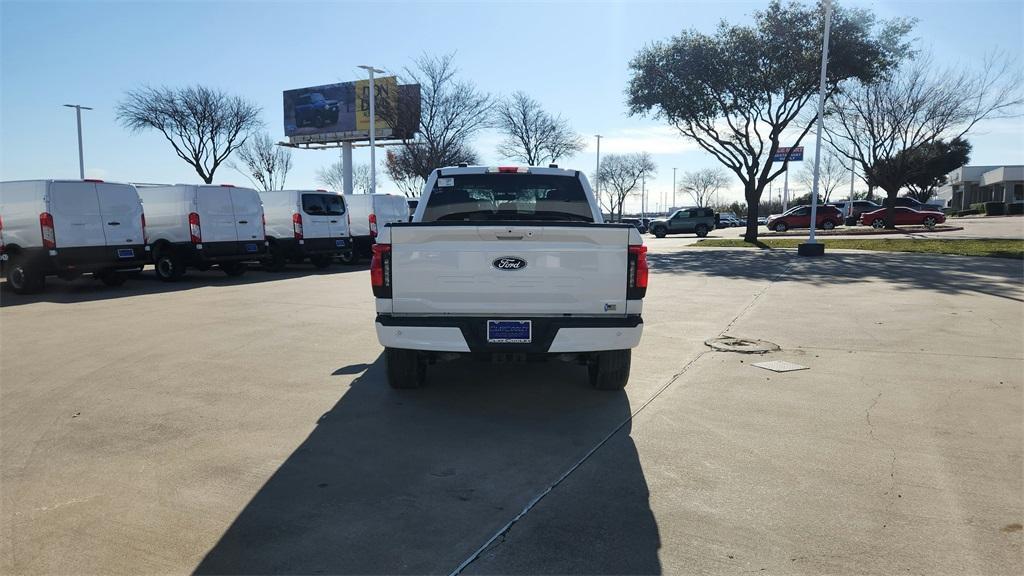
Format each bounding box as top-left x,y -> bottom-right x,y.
859,207 -> 946,229
765,205 -> 844,232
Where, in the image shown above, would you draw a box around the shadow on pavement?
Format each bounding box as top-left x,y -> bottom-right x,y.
0,263 -> 369,308
194,356 -> 660,575
650,249 -> 1024,302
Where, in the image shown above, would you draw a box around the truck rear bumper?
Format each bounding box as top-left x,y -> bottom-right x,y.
375,314 -> 643,354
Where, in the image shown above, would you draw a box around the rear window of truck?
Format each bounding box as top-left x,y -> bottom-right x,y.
421,174 -> 594,223
302,193 -> 345,216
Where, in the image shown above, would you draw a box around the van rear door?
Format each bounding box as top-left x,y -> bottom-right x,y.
196,186 -> 237,243
48,182 -> 106,248
322,194 -> 350,243
229,188 -> 264,242
300,193 -> 332,239
95,183 -> 143,246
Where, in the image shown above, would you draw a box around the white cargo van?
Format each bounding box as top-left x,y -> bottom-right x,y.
137,184 -> 267,281
0,179 -> 150,294
343,193 -> 409,261
258,189 -> 352,270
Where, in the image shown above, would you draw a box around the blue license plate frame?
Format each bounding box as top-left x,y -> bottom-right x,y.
244,243 -> 258,253
487,320 -> 532,344
335,239 -> 346,247
116,248 -> 135,259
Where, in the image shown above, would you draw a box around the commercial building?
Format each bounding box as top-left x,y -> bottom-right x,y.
936,165 -> 1023,209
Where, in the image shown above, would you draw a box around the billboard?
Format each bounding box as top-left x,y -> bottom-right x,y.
772,146 -> 804,162
283,78 -> 420,143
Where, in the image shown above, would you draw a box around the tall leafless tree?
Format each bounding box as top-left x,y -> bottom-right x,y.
679,167 -> 730,207
384,53 -> 492,189
117,85 -> 262,184
495,92 -> 584,165
596,153 -> 656,220
229,132 -> 292,191
317,162 -> 376,194
796,150 -> 846,203
825,53 -> 1022,227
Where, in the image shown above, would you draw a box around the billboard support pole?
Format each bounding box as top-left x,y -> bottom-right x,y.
343,142 -> 353,195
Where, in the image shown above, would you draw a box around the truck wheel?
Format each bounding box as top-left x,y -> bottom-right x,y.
385,347 -> 426,389
338,250 -> 359,265
97,270 -> 126,287
220,262 -> 246,277
5,257 -> 45,294
695,224 -> 709,237
264,242 -> 287,272
154,251 -> 185,282
310,255 -> 332,269
652,226 -> 667,238
589,349 -> 631,390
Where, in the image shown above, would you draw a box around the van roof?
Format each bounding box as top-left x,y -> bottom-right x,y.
432,165 -> 578,177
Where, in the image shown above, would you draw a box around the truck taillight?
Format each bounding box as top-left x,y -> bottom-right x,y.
369,213 -> 378,238
627,245 -> 648,299
370,243 -> 392,298
141,213 -> 148,244
40,212 -> 56,249
292,212 -> 303,240
188,212 -> 202,244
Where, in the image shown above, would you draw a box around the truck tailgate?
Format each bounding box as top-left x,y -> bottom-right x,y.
389,224 -> 630,316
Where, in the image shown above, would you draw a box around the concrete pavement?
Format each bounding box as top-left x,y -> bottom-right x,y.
1,245 -> 1021,574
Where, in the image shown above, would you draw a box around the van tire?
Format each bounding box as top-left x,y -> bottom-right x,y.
310,255 -> 332,269
6,257 -> 45,294
589,349 -> 631,390
154,251 -> 185,282
652,226 -> 667,238
385,347 -> 426,389
338,250 -> 358,265
264,242 -> 288,272
97,270 -> 126,287
220,262 -> 246,277
695,224 -> 709,237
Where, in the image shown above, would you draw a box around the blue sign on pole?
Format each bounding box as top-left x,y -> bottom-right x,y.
773,146 -> 804,162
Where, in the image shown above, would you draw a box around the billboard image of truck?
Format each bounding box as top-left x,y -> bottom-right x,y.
283,78 -> 420,143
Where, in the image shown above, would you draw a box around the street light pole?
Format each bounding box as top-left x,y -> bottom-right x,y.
672,167 -> 677,210
63,104 -> 92,179
799,0 -> 833,257
358,65 -> 385,194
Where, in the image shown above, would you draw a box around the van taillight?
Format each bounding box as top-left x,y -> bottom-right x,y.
369,213 -> 378,238
141,213 -> 148,244
188,212 -> 202,244
0,214 -> 5,253
627,245 -> 648,299
40,212 -> 56,249
370,243 -> 392,298
261,212 -> 267,238
292,212 -> 303,239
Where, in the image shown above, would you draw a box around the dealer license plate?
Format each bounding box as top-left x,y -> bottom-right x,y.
487,320 -> 532,344
117,248 -> 135,259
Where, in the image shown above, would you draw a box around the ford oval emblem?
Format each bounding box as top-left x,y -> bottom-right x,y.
493,256 -> 527,271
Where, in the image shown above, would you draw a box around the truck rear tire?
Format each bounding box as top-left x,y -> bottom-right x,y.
6,257 -> 45,294
154,250 -> 185,282
220,262 -> 246,277
385,347 -> 426,389
589,349 -> 631,390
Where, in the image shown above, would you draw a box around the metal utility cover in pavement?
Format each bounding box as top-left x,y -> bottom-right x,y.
752,360 -> 809,373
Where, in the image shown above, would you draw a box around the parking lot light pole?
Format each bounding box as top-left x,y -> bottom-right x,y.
798,0 -> 833,257
63,104 -> 92,180
358,65 -> 385,194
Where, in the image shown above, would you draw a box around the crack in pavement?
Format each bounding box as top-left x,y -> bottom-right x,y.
449,258 -> 795,575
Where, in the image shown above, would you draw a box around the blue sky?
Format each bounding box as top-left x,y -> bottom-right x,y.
2,0 -> 1022,210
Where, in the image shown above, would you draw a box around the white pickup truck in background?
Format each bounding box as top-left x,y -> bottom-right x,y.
371,165 -> 648,390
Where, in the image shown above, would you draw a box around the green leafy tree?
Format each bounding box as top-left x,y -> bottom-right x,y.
627,0 -> 913,241
902,138 -> 971,203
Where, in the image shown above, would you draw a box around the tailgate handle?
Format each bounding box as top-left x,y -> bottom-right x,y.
238,220 -> 248,224
330,219 -> 338,223
107,221 -> 120,226
495,234 -> 523,240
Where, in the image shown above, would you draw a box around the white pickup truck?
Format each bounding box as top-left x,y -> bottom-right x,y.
371,165 -> 648,390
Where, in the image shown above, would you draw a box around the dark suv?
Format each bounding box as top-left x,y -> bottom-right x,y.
648,207 -> 717,238
294,93 -> 340,128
